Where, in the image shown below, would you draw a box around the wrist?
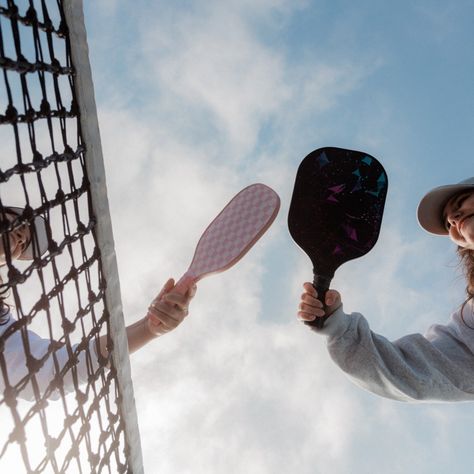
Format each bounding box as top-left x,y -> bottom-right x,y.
127,316 -> 159,354
140,315 -> 159,343
321,305 -> 350,338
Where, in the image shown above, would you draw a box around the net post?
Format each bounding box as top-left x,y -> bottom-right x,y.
61,1 -> 144,472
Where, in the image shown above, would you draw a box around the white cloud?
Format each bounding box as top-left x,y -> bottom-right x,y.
116,0 -> 377,164
24,1 -> 470,473
139,7 -> 290,157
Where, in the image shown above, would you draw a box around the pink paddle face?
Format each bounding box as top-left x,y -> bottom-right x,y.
179,183 -> 280,285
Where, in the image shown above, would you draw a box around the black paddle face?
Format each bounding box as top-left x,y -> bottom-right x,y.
288,147 -> 388,327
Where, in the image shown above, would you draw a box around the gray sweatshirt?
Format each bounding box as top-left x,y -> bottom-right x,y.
318,301 -> 474,402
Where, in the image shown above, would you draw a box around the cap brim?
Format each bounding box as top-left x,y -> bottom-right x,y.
417,183 -> 474,235
6,207 -> 48,260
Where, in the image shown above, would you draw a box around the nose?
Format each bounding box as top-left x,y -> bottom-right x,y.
448,210 -> 463,228
9,225 -> 29,255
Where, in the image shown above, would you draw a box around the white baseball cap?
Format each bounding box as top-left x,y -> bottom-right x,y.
417,177 -> 474,235
4,207 -> 49,260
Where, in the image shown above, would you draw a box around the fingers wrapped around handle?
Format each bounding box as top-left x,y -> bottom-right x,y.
297,282 -> 341,330
146,277 -> 197,336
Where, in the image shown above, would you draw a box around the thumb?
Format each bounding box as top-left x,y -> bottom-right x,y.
156,278 -> 175,301
325,289 -> 340,307
173,275 -> 196,295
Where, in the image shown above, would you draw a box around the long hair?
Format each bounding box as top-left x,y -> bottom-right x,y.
0,273 -> 10,326
457,247 -> 474,327
0,209 -> 22,326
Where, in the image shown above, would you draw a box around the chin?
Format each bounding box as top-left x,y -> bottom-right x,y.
462,240 -> 474,251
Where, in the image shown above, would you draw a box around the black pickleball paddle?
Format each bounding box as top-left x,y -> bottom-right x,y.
288,147 -> 388,329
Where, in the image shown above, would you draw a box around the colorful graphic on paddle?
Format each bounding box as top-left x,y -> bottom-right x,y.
169,183 -> 280,299
288,147 -> 388,329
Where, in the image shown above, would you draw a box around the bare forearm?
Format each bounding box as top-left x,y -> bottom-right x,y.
97,317 -> 157,359
126,317 -> 157,354
96,278 -> 196,359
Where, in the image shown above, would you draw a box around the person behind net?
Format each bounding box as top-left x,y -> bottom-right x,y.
0,206 -> 196,401
297,177 -> 474,402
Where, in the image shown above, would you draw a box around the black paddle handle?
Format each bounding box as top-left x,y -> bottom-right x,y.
305,273 -> 333,329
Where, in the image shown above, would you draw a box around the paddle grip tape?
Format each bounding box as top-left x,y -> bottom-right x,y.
305,273 -> 333,330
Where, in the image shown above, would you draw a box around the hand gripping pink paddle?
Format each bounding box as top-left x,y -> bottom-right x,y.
174,183 -> 280,291
148,183 -> 279,332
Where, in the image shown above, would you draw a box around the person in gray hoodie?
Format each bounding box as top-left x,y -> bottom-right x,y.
297,177 -> 474,402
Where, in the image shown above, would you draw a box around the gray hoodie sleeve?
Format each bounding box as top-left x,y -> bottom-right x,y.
317,304 -> 474,402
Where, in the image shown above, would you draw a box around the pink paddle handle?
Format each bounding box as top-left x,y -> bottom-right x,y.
174,272 -> 197,294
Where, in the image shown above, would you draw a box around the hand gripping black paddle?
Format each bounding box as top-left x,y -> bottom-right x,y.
288,147 -> 388,329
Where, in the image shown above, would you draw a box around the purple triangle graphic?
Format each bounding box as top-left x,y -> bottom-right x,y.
328,184 -> 345,193
343,224 -> 358,241
332,245 -> 343,255
348,228 -> 358,241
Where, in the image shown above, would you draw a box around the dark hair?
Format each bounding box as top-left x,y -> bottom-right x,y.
0,210 -> 22,326
0,275 -> 10,326
457,247 -> 474,328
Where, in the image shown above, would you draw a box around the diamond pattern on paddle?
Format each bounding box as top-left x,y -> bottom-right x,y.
188,184 -> 279,278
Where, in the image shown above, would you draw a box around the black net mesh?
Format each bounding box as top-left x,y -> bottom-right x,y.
0,1 -> 131,472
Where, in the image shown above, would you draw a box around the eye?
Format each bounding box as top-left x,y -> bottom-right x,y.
13,225 -> 29,243
455,193 -> 470,210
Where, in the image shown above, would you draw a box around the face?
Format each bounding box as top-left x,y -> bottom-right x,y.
0,212 -> 30,266
443,190 -> 474,250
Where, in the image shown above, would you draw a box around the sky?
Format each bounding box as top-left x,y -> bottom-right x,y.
78,1 -> 474,473
4,0 -> 473,473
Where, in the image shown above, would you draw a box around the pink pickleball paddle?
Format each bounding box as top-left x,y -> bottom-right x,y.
174,183 -> 280,291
